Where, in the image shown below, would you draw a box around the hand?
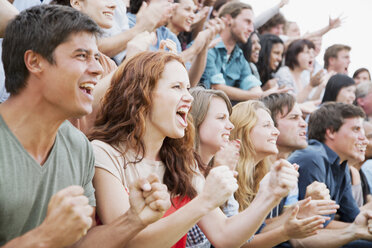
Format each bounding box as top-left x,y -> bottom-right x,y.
199,166 -> 238,210
213,139 -> 240,170
129,174 -> 171,226
263,78 -> 279,90
349,210 -> 372,240
192,6 -> 209,25
309,70 -> 325,88
305,181 -> 331,200
39,186 -> 93,247
126,31 -> 156,59
282,205 -> 326,239
328,15 -> 344,30
298,100 -> 321,115
159,38 -> 178,54
260,159 -> 299,199
136,0 -> 173,32
263,84 -> 292,97
296,197 -> 339,219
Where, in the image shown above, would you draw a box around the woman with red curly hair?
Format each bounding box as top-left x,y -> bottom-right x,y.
89,51 -> 299,248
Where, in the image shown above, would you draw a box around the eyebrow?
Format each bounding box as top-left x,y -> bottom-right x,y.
74,48 -> 101,59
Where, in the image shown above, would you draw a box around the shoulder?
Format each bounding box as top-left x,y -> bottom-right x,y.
289,140 -> 327,171
58,121 -> 91,152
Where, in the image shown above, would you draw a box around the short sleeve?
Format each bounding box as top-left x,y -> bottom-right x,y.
91,140 -> 126,187
84,144 -> 96,207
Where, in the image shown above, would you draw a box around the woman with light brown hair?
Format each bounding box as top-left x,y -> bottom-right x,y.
90,51 -> 299,248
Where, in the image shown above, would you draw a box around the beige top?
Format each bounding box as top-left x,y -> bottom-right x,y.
91,139 -> 205,193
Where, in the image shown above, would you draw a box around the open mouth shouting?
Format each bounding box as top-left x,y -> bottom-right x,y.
176,105 -> 190,128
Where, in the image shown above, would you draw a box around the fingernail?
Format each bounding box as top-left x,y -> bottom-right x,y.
143,183 -> 151,191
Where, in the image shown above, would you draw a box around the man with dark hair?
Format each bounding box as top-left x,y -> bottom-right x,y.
0,5 -> 170,247
323,44 -> 351,74
287,102 -> 372,247
262,93 -> 307,159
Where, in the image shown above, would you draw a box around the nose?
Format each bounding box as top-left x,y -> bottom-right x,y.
108,0 -> 117,10
272,126 -> 280,136
248,23 -> 254,34
226,120 -> 234,130
183,89 -> 193,103
89,57 -> 104,77
299,117 -> 307,128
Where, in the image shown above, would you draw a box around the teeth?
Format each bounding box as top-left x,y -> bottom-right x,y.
222,134 -> 229,142
80,82 -> 95,91
268,140 -> 276,144
103,12 -> 113,17
177,107 -> 189,114
356,144 -> 366,152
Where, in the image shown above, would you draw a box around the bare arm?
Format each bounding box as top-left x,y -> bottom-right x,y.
0,0 -> 18,38
292,212 -> 372,248
98,0 -> 171,58
212,84 -> 263,101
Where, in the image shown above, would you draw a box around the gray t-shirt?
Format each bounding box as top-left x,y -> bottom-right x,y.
0,117 -> 96,245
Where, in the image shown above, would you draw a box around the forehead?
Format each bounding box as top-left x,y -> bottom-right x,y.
179,0 -> 195,7
341,117 -> 363,128
58,31 -> 98,52
257,108 -> 272,122
272,43 -> 284,51
208,97 -> 229,114
279,103 -> 302,119
156,60 -> 189,86
337,49 -> 350,57
235,8 -> 254,20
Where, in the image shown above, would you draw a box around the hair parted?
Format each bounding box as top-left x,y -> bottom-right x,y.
322,74 -> 355,103
230,100 -> 271,211
285,39 -> 315,70
89,51 -> 198,200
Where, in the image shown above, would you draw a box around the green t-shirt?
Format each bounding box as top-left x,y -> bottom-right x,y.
0,116 -> 96,245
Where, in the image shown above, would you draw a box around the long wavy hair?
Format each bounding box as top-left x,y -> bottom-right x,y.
230,100 -> 271,211
257,34 -> 283,87
89,51 -> 197,200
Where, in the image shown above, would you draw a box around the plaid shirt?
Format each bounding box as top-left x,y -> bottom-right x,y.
186,225 -> 211,248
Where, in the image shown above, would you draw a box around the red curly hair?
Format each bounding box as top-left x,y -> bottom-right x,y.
89,51 -> 198,199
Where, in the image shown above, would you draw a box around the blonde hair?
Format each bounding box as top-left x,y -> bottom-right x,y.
230,100 -> 271,211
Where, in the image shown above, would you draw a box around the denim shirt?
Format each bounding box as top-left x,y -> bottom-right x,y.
126,13 -> 181,53
288,139 -> 360,225
201,39 -> 261,90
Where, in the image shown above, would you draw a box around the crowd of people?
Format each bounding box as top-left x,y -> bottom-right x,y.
1,0 -> 372,247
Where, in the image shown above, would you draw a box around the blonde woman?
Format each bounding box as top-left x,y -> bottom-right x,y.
230,100 -> 327,247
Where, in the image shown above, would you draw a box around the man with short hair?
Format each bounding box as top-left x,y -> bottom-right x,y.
288,102 -> 372,247
201,1 -> 275,102
0,5 -> 170,247
356,80 -> 372,121
323,44 -> 351,74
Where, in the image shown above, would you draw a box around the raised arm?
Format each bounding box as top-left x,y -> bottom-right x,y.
0,0 -> 18,38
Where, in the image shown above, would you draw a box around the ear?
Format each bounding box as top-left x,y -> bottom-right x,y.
328,57 -> 336,67
24,50 -> 44,75
325,128 -> 336,141
70,0 -> 83,11
224,14 -> 233,27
